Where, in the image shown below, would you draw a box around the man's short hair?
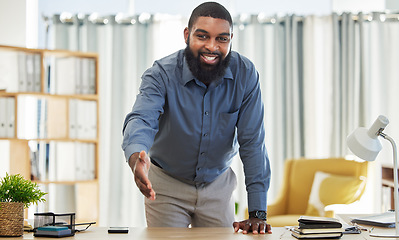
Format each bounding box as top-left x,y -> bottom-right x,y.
188,2 -> 233,30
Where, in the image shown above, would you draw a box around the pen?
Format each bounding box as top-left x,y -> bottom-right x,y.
352,223 -> 368,231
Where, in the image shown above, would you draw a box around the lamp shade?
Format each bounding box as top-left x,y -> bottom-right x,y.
347,115 -> 389,161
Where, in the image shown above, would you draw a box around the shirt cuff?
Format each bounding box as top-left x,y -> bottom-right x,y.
123,144 -> 148,162
247,191 -> 267,212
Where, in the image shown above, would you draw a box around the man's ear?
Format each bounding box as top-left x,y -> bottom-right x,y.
184,27 -> 189,44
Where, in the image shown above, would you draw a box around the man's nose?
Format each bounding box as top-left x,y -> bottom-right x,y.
205,39 -> 219,52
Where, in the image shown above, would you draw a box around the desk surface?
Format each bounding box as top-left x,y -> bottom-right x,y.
337,214 -> 399,240
11,226 -> 374,240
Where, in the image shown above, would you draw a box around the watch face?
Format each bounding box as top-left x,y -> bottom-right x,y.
256,211 -> 267,220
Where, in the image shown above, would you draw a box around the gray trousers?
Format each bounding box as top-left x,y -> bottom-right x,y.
145,164 -> 237,227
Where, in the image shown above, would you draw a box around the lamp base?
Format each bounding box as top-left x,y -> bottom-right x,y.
370,232 -> 399,238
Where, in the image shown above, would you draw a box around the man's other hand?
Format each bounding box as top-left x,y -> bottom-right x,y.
128,150 -> 156,200
233,218 -> 272,234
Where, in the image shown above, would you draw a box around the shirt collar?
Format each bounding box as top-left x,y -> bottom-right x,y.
181,54 -> 234,86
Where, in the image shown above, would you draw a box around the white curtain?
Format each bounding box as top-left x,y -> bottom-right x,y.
363,13 -> 399,212
232,15 -> 305,200
232,13 -> 399,212
48,12 -> 399,225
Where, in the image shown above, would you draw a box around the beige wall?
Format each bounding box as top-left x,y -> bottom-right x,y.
332,0 -> 385,13
0,0 -> 27,47
386,0 -> 399,10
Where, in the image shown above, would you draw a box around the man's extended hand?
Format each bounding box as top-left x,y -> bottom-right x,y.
233,218 -> 272,234
128,151 -> 156,200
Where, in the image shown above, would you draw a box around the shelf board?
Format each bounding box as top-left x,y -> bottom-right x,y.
0,92 -> 98,100
33,179 -> 98,185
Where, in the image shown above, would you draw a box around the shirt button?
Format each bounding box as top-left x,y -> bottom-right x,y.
204,111 -> 209,116
200,152 -> 205,155
203,133 -> 208,137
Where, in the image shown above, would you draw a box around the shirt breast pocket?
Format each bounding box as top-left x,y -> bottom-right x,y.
217,110 -> 239,137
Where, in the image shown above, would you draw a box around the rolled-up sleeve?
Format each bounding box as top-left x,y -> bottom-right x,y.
121,66 -> 166,161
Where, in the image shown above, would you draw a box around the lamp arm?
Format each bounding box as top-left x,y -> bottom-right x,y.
380,132 -> 399,235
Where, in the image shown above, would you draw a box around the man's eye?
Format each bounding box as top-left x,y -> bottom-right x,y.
197,35 -> 207,39
218,37 -> 229,42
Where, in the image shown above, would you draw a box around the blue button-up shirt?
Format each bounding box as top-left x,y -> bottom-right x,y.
122,49 -> 270,212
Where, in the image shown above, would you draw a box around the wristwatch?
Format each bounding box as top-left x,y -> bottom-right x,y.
249,211 -> 267,221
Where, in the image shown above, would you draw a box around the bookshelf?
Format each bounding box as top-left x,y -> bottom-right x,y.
0,45 -> 99,223
381,165 -> 398,211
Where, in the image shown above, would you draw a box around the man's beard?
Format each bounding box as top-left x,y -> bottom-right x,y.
184,42 -> 231,85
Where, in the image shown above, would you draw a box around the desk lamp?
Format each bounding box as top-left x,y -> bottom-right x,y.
347,115 -> 399,237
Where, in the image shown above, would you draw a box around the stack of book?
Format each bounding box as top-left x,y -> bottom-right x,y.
34,226 -> 74,237
290,216 -> 344,239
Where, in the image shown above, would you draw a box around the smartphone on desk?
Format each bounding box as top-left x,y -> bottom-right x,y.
108,227 -> 129,233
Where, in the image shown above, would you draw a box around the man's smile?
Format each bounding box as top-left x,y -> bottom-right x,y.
200,53 -> 220,65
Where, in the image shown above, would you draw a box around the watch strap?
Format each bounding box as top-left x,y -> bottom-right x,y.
248,210 -> 267,220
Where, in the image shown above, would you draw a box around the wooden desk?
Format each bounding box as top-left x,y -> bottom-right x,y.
10,226 -> 374,240
337,214 -> 399,240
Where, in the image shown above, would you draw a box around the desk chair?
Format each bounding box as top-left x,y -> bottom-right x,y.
264,157 -> 368,227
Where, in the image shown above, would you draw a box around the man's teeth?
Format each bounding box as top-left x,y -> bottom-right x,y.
204,55 -> 216,60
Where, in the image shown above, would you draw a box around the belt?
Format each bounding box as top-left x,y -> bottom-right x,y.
151,159 -> 163,169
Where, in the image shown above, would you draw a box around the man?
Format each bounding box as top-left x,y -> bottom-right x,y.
122,1 -> 271,234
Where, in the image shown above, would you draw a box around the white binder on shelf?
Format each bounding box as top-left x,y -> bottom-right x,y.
37,98 -> 48,139
5,97 -> 15,138
47,141 -> 57,181
31,141 -> 48,181
75,143 -> 95,181
88,58 -> 96,94
75,100 -> 96,140
86,101 -> 97,139
55,142 -> 76,181
80,58 -> 90,94
17,96 -> 38,139
55,57 -> 76,95
0,98 -> 7,137
74,142 -> 84,180
33,53 -> 42,92
69,99 -> 78,139
75,58 -> 84,94
76,100 -> 85,139
87,143 -> 96,180
17,52 -> 27,92
26,53 -> 35,92
29,141 -> 40,180
40,142 -> 49,181
45,56 -> 56,94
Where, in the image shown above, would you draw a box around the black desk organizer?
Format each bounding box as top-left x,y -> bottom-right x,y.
34,212 -> 75,237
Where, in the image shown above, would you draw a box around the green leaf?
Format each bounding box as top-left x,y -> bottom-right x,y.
0,173 -> 47,209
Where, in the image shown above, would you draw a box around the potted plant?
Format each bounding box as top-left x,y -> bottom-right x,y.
0,173 -> 47,237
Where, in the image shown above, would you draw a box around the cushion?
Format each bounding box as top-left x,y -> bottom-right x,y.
305,171 -> 365,216
267,215 -> 303,227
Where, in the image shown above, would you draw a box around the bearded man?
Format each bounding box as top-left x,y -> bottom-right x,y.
122,1 -> 271,234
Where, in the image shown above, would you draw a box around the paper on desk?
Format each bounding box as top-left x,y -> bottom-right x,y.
350,211 -> 396,228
